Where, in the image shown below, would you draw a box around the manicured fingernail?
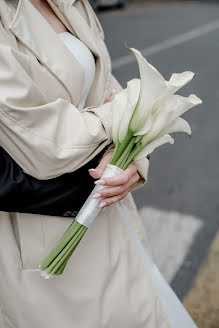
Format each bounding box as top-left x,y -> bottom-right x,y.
89,168 -> 97,172
98,202 -> 106,208
92,193 -> 101,199
95,180 -> 105,185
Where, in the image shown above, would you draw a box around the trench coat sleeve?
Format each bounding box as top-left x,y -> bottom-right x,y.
0,44 -> 113,180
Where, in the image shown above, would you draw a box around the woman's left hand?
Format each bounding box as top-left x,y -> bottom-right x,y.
88,151 -> 140,208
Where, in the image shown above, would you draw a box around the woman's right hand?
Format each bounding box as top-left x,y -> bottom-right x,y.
88,151 -> 140,209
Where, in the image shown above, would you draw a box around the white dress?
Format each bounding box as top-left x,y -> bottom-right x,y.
58,31 -> 96,110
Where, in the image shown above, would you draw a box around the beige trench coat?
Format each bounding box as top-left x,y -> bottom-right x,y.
0,0 -> 170,327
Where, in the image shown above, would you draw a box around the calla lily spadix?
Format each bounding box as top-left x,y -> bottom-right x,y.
39,47 -> 202,278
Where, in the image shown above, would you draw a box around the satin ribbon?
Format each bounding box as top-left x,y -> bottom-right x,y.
76,164 -> 123,227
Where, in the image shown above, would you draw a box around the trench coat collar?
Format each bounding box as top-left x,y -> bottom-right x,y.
2,0 -> 111,107
6,0 -> 85,106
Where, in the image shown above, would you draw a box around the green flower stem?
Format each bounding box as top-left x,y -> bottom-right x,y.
54,227 -> 87,275
55,256 -> 69,275
135,139 -> 142,148
50,227 -> 87,275
115,136 -> 136,168
122,143 -> 143,170
40,220 -> 82,270
110,129 -> 133,165
109,142 -> 120,164
46,226 -> 84,274
54,226 -> 87,275
54,249 -> 74,275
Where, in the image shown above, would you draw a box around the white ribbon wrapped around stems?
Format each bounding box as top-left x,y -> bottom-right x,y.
40,164 -> 123,279
76,164 -> 123,227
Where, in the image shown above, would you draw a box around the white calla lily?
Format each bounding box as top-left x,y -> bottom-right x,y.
154,91 -> 202,119
129,48 -> 167,135
128,50 -> 197,138
160,117 -> 191,136
135,134 -> 174,160
139,93 -> 201,149
173,94 -> 202,117
167,71 -> 195,94
109,47 -> 202,169
112,88 -> 127,144
151,72 -> 195,116
118,78 -> 140,143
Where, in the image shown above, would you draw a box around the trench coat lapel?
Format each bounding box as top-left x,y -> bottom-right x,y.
7,0 -> 85,106
3,0 -> 111,107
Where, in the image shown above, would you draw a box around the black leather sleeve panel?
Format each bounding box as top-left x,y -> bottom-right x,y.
0,147 -> 104,217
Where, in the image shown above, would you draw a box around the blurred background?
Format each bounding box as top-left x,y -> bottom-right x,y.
92,1 -> 219,327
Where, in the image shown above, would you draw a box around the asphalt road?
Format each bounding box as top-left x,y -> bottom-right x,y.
97,0 -> 219,315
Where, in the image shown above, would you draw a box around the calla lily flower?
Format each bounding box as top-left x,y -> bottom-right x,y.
167,71 -> 195,94
160,117 -> 191,137
129,48 -> 166,136
140,93 -> 202,147
112,79 -> 140,144
112,89 -> 127,145
110,47 -> 202,169
118,78 -> 140,143
135,134 -> 174,160
128,48 -> 198,138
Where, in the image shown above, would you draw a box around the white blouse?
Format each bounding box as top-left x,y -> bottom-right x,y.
59,31 -> 96,110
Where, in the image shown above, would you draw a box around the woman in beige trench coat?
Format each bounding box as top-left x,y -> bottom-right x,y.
0,0 -> 171,327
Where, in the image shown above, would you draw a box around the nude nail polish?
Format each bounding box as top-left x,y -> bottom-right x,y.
95,180 -> 105,185
98,202 -> 106,208
92,193 -> 101,199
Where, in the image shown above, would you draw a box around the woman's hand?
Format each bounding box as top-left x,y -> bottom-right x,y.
88,151 -> 140,208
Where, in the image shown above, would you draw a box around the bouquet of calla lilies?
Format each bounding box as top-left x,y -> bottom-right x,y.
39,48 -> 202,278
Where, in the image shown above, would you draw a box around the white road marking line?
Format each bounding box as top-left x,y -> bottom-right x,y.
112,20 -> 219,70
139,206 -> 203,283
